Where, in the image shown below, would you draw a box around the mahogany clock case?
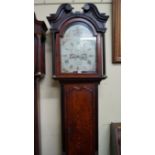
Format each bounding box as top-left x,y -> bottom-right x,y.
47,3 -> 109,155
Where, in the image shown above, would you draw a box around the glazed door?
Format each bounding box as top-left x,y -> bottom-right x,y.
62,83 -> 98,155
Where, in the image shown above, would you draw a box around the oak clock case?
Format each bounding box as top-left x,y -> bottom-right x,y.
34,14 -> 47,155
47,3 -> 108,155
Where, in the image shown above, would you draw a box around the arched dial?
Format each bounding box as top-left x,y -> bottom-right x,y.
60,23 -> 96,73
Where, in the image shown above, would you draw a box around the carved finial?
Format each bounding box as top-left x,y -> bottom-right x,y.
82,3 -> 109,23
65,4 -> 74,13
82,3 -> 90,12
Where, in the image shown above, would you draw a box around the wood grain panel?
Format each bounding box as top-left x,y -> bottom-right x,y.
112,0 -> 121,63
62,83 -> 98,155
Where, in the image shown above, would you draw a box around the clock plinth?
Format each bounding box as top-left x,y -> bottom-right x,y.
47,3 -> 108,155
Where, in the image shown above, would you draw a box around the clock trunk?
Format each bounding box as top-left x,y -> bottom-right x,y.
61,83 -> 98,155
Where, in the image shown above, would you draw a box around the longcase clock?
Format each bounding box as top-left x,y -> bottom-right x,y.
47,3 -> 108,155
34,14 -> 47,155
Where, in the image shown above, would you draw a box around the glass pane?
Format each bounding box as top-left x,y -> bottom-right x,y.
60,23 -> 96,73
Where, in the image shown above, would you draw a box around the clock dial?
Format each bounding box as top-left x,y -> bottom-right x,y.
60,24 -> 96,73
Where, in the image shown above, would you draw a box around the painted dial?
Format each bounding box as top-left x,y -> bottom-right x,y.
60,23 -> 96,73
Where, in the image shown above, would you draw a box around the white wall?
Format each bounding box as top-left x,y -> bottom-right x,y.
34,1 -> 121,155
